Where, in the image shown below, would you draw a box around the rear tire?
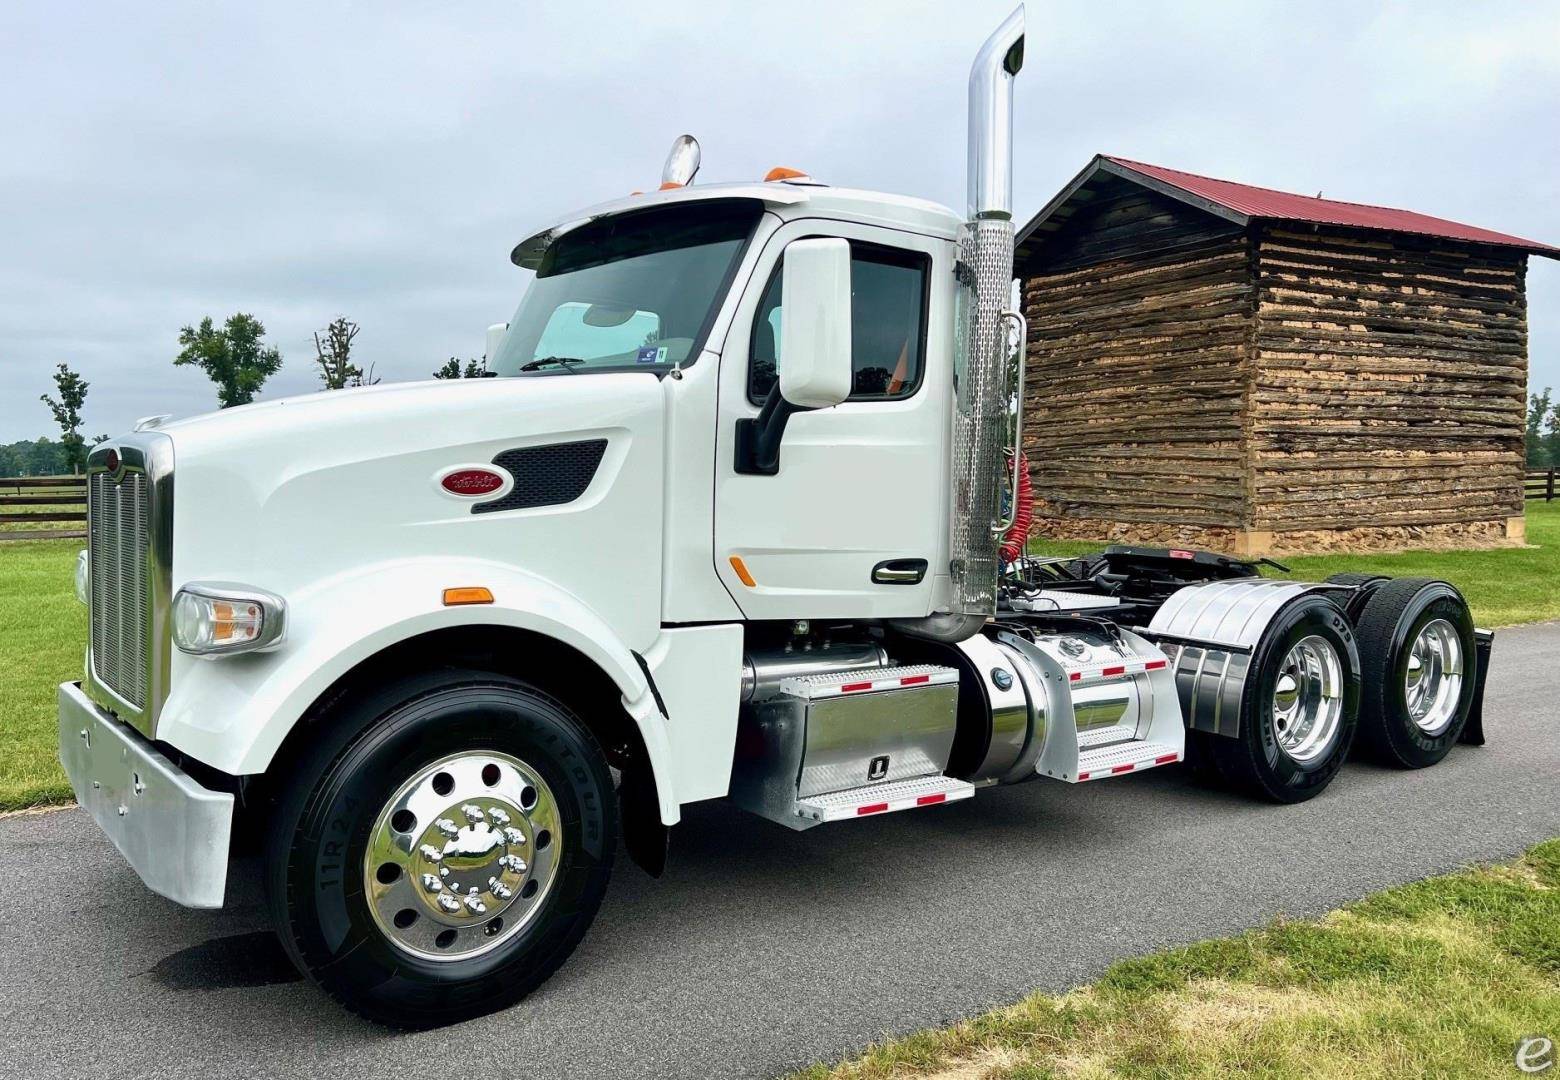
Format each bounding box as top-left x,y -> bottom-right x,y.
1352,578 -> 1477,768
1211,594 -> 1360,803
264,669 -> 617,1028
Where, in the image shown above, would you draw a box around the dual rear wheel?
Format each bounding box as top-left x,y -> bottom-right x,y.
1195,577 -> 1477,803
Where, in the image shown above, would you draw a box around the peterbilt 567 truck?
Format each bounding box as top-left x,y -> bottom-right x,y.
58,7 -> 1491,1027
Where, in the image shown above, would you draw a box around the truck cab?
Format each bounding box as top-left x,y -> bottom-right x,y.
56,6 -> 1488,1027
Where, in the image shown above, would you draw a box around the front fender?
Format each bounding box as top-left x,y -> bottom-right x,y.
155,556 -> 681,822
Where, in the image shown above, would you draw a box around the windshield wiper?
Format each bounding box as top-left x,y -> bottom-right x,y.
519,356 -> 586,372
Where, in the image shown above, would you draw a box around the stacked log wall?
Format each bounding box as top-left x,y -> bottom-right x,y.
1019,186 -> 1252,549
1249,225 -> 1528,548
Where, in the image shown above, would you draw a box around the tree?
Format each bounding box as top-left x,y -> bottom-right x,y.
39,363 -> 90,473
312,316 -> 378,389
1528,389 -> 1558,468
432,357 -> 486,379
174,313 -> 283,408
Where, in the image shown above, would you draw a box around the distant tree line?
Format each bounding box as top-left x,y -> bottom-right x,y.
7,313 -> 497,475
1528,389 -> 1560,468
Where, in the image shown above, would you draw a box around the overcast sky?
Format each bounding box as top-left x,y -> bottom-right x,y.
2,0 -> 1557,440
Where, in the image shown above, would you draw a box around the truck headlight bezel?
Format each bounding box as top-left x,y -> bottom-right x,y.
172,582 -> 287,657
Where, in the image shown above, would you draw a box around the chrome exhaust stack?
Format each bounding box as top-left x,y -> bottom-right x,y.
947,6 -> 1025,625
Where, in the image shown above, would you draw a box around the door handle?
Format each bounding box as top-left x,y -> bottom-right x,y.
872,559 -> 928,585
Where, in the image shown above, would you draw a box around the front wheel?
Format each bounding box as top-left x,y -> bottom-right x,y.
265,670 -> 617,1028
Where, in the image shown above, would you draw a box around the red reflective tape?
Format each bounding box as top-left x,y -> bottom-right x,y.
915,793 -> 947,806
900,674 -> 931,686
1170,549 -> 1195,560
1101,665 -> 1126,677
1077,772 -> 1091,781
1155,753 -> 1179,764
839,681 -> 874,693
1111,763 -> 1136,774
1144,659 -> 1167,671
1068,671 -> 1081,682
857,802 -> 889,815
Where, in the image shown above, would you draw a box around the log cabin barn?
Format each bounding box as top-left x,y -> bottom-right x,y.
1014,155 -> 1559,556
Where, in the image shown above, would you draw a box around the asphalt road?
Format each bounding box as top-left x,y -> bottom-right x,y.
3,621 -> 1558,1080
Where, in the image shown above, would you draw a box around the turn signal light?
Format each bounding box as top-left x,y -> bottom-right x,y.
443,586 -> 494,606
173,583 -> 287,656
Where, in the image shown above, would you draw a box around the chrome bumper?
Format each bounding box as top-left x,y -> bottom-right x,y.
57,681 -> 233,908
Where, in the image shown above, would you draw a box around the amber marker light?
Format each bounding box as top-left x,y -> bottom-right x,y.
443,587 -> 495,606
728,556 -> 756,588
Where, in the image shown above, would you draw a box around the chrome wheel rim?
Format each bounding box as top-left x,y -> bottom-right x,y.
1404,618 -> 1464,736
363,750 -> 562,962
1270,635 -> 1344,764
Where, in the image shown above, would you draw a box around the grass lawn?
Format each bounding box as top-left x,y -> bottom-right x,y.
0,538 -> 84,810
1032,499 -> 1560,628
796,839 -> 1560,1079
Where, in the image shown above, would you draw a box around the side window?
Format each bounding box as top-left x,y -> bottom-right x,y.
749,243 -> 928,403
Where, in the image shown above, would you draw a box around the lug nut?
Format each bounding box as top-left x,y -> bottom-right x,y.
489,808 -> 510,825
437,894 -> 461,913
500,854 -> 526,874
419,844 -> 442,862
503,827 -> 525,845
491,883 -> 513,900
421,873 -> 442,893
435,818 -> 459,838
464,895 -> 487,914
462,804 -> 485,823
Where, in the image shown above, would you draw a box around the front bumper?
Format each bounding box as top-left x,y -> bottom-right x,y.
57,681 -> 233,908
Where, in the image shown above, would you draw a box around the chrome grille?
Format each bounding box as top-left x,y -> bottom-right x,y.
89,469 -> 150,709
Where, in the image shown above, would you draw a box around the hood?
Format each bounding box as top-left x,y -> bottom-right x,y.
162,373 -> 668,605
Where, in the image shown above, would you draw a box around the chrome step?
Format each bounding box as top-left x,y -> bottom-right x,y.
1072,740 -> 1181,783
796,774 -> 974,824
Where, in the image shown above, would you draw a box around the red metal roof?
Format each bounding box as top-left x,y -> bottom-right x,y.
1103,156 -> 1559,256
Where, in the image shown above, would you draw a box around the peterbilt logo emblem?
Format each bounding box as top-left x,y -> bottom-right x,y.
440,468 -> 506,497
103,448 -> 120,475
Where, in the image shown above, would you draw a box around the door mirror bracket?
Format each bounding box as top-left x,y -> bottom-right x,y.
735,383 -> 804,475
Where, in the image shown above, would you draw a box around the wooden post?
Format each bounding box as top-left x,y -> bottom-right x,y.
1548,467 -> 1555,502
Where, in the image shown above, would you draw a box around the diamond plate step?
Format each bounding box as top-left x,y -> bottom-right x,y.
796,774 -> 974,823
1077,723 -> 1139,750
1072,740 -> 1181,783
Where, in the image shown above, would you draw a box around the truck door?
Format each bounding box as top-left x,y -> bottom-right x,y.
712,220 -> 951,620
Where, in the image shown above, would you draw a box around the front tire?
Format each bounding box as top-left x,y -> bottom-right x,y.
265,670 -> 617,1028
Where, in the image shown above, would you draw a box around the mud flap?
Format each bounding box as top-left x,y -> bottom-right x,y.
1460,629 -> 1494,746
620,766 -> 668,878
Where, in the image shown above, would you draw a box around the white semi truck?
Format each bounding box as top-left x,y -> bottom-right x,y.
58,7 -> 1490,1027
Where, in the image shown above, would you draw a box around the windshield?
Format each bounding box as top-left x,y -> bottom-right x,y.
491,200 -> 762,377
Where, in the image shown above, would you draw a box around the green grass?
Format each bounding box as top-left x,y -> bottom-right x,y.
0,539 -> 85,810
795,839 -> 1560,1079
1031,500 -> 1560,628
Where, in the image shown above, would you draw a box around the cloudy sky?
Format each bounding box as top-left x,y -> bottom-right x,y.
2,0 -> 1557,440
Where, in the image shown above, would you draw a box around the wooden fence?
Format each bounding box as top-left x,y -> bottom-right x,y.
1529,469 -> 1557,503
0,474 -> 87,540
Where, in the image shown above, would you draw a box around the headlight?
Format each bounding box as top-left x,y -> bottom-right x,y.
74,549 -> 89,605
172,582 -> 287,656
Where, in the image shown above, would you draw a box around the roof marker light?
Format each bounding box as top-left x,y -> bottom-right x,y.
764,166 -> 810,182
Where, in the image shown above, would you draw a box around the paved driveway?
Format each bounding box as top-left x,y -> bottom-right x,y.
3,622 -> 1557,1080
